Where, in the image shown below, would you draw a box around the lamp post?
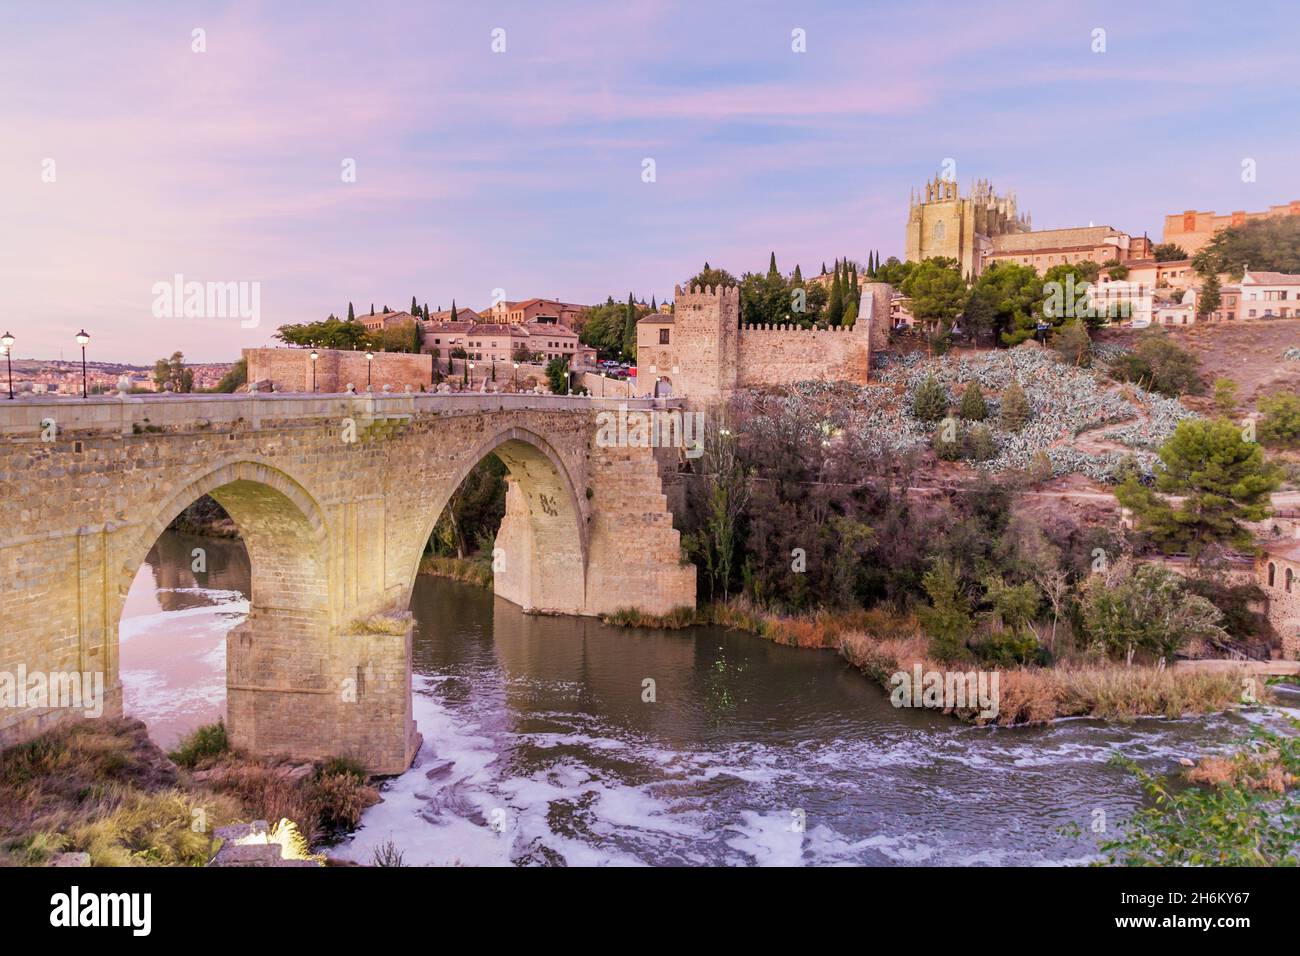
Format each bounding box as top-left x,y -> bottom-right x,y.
600,371 -> 606,397
512,361 -> 519,389
1,332 -> 13,400
309,349 -> 318,392
365,350 -> 374,388
75,330 -> 90,398
468,361 -> 475,388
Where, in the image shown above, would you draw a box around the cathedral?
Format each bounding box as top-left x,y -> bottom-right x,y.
905,176 -> 1031,277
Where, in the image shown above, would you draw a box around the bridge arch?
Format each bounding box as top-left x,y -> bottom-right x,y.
117,457 -> 330,619
406,425 -> 589,614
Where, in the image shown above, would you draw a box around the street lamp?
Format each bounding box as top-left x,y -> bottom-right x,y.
309,349 -> 318,392
1,332 -> 13,400
75,330 -> 90,398
468,361 -> 475,387
365,350 -> 374,388
600,371 -> 606,397
512,361 -> 519,389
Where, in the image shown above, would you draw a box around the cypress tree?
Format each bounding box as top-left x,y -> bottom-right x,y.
423,302 -> 429,321
821,262 -> 827,275
828,265 -> 844,326
370,303 -> 375,315
347,302 -> 355,322
411,296 -> 418,315
792,263 -> 803,285
651,295 -> 657,311
767,251 -> 779,279
450,300 -> 458,323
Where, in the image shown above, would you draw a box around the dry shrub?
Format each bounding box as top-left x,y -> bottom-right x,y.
315,772 -> 380,831
1187,750 -> 1296,794
991,669 -> 1061,725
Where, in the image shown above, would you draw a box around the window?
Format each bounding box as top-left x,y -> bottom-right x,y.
659,329 -> 670,345
933,221 -> 946,242
1287,568 -> 1294,593
1269,562 -> 1277,587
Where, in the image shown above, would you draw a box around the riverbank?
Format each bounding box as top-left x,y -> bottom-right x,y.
418,553 -> 493,589
419,557 -> 1272,726
602,601 -> 1272,725
0,718 -> 378,866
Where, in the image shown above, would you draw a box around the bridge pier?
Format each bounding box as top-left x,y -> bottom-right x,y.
226,610 -> 418,775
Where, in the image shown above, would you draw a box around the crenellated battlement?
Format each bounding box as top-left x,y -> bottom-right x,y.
740,322 -> 869,334
673,283 -> 741,301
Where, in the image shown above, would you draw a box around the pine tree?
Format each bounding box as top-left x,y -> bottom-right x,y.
959,381 -> 987,421
913,375 -> 948,423
1001,379 -> 1031,431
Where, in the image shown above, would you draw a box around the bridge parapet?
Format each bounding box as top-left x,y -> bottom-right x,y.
0,392 -> 687,438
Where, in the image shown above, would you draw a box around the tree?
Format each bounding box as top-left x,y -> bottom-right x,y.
1197,273 -> 1221,319
958,381 -> 987,421
683,416 -> 751,601
826,264 -> 844,327
152,351 -> 193,392
1081,559 -> 1226,665
1258,391 -> 1300,448
1000,379 -> 1030,431
1212,378 -> 1239,418
274,316 -> 372,350
1050,320 -> 1092,367
347,302 -> 355,322
1108,331 -> 1204,397
684,262 -> 738,290
912,374 -> 948,423
544,356 -> 570,395
917,558 -> 972,662
901,258 -> 967,333
1192,216 -> 1300,278
967,261 -> 1042,346
767,251 -> 779,280
1152,243 -> 1188,262
1116,419 -> 1281,563
450,300 -> 458,322
214,358 -> 247,393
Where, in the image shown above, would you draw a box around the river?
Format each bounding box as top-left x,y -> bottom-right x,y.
121,531 -> 1287,866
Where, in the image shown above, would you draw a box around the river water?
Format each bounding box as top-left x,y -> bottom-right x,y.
122,531 -> 1288,866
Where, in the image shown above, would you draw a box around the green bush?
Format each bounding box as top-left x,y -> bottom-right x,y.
1258,391 -> 1300,448
958,381 -> 987,421
912,375 -> 948,423
169,721 -> 228,769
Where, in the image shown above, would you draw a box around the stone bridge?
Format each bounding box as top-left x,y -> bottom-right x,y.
0,392 -> 696,772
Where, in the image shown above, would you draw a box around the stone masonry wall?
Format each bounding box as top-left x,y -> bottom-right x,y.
244,347 -> 433,393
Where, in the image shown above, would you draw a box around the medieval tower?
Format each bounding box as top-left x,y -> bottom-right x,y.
905,176 -> 1031,277
666,284 -> 741,401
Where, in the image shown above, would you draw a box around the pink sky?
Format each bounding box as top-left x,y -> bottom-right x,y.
3,0 -> 1297,362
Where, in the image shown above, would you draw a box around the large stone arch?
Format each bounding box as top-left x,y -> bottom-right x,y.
405,425 -> 589,614
113,458 -> 336,759
116,457 -> 330,625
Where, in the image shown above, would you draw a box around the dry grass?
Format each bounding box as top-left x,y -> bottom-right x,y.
0,719 -> 380,866
347,613 -> 411,636
1187,749 -> 1297,794
836,630 -> 1267,726
0,719 -> 242,866
418,554 -> 494,589
601,605 -> 700,629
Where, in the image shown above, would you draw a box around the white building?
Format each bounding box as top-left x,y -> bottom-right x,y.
1239,269 -> 1300,319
